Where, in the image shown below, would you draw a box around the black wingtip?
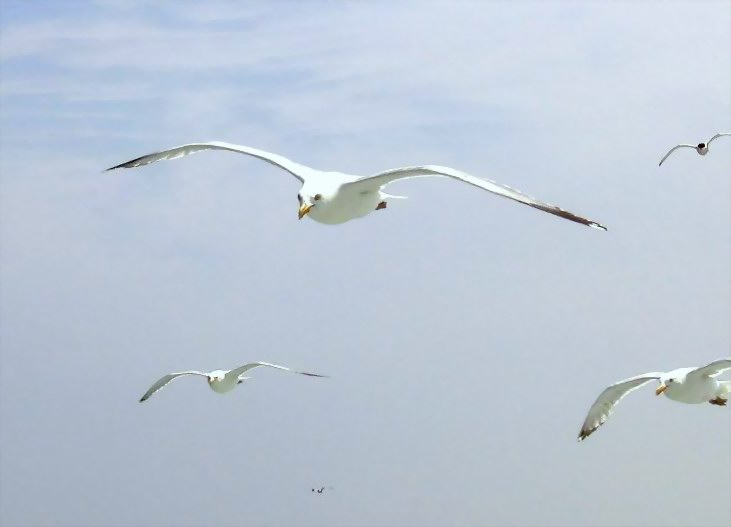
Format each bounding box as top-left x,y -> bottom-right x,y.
104,162 -> 129,172
578,428 -> 594,441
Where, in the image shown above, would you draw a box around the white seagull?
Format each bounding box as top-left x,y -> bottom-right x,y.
658,133 -> 731,166
578,357 -> 731,441
139,361 -> 327,403
106,142 -> 606,230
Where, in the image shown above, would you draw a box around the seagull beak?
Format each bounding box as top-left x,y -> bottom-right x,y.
655,383 -> 668,396
298,203 -> 313,220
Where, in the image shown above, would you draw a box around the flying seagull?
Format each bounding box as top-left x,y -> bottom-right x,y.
106,142 -> 606,230
311,487 -> 333,494
578,358 -> 730,441
658,133 -> 731,166
139,361 -> 327,402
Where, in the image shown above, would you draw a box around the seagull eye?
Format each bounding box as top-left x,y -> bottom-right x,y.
313,194 -> 322,201
298,194 -> 303,203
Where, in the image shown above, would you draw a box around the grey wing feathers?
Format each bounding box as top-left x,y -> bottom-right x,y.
578,373 -> 663,441
105,141 -> 309,182
227,361 -> 328,380
658,144 -> 695,166
689,358 -> 731,379
343,165 -> 607,230
139,371 -> 208,403
707,133 -> 731,145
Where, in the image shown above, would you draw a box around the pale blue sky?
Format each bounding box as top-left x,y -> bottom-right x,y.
1,1 -> 730,526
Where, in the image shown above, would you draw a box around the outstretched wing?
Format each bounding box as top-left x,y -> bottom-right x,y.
105,141 -> 315,182
658,144 -> 695,166
341,165 -> 606,230
226,361 -> 328,381
139,371 -> 208,402
707,132 -> 731,146
688,358 -> 731,380
578,373 -> 664,441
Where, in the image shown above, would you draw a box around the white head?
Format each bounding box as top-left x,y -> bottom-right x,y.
297,190 -> 326,220
207,370 -> 227,384
297,178 -> 344,220
656,369 -> 688,396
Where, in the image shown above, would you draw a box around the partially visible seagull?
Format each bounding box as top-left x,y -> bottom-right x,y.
578,357 -> 731,441
658,133 -> 731,166
106,142 -> 606,230
139,361 -> 327,402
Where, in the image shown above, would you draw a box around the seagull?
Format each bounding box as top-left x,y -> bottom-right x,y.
578,357 -> 731,441
106,142 -> 606,230
658,133 -> 731,166
311,487 -> 333,494
139,361 -> 327,402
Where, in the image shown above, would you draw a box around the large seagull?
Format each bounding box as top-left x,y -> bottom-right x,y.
578,358 -> 730,441
106,142 -> 606,229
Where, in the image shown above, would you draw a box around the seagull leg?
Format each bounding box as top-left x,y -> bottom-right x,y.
376,201 -> 387,211
709,397 -> 727,406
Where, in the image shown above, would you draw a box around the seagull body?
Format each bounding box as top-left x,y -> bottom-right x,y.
578,358 -> 731,441
658,133 -> 731,166
106,141 -> 606,230
139,361 -> 326,402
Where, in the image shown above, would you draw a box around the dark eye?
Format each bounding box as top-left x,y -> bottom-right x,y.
313,194 -> 322,201
297,194 -> 303,203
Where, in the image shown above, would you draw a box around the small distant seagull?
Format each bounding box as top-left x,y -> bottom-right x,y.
311,487 -> 333,494
578,357 -> 730,441
658,133 -> 731,166
106,142 -> 606,229
139,362 -> 327,402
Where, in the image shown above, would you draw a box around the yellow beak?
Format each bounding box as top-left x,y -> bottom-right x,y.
298,203 -> 313,220
655,383 -> 668,396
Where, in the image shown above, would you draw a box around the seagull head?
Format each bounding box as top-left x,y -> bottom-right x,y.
207,370 -> 227,384
656,372 -> 682,395
297,191 -> 326,220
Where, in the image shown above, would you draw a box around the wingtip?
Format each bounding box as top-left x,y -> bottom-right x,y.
578,427 -> 595,441
591,222 -> 608,232
104,162 -> 127,172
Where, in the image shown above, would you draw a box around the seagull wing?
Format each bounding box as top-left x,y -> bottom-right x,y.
139,371 -> 209,402
225,361 -> 328,381
658,144 -> 696,166
707,132 -> 731,146
578,373 -> 664,441
105,142 -> 315,182
688,358 -> 731,379
341,165 -> 606,230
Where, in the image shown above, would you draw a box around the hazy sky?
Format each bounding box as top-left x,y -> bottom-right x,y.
1,1 -> 730,526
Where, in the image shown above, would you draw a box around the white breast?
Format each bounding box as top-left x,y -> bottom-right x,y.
665,377 -> 718,404
307,189 -> 382,225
